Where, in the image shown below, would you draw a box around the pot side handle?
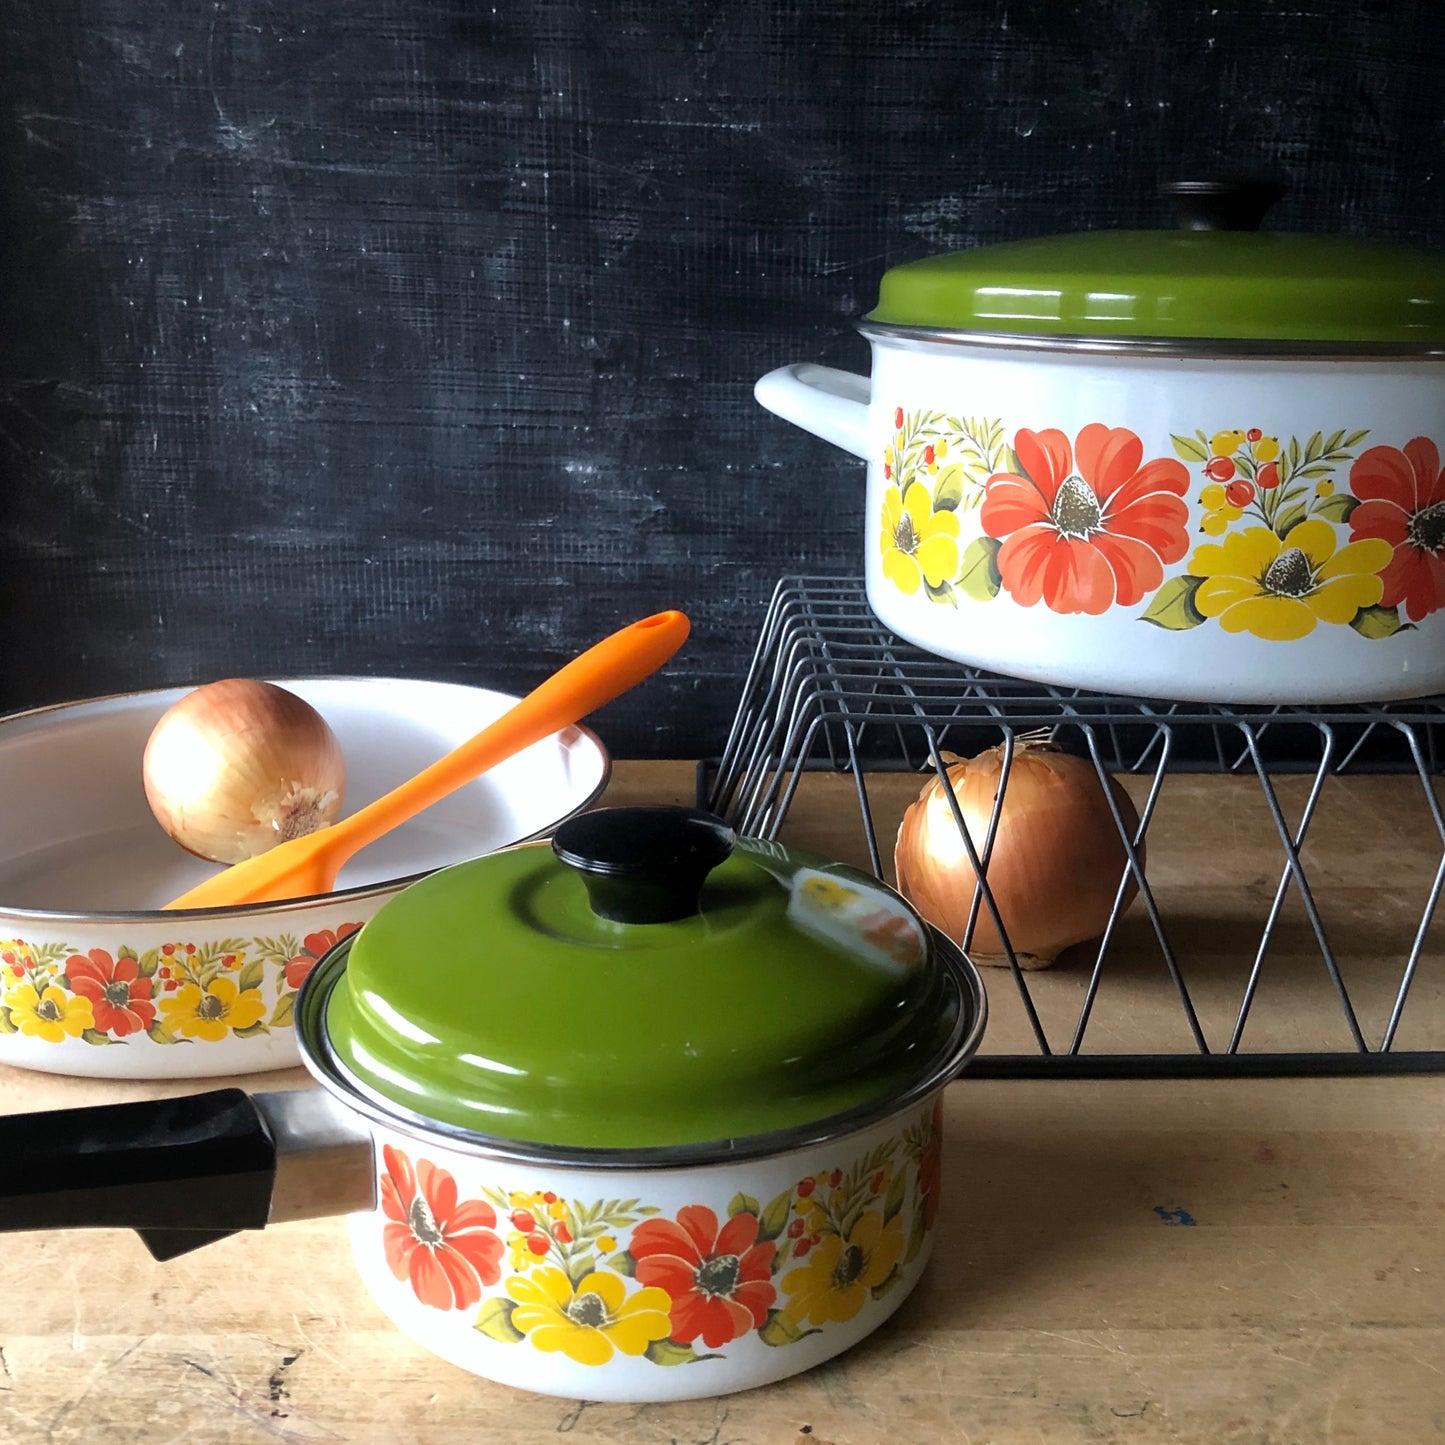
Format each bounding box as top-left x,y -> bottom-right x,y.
754,364 -> 872,460
0,1086 -> 373,1262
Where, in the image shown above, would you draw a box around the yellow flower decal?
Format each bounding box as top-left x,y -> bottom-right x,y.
880,482 -> 960,595
4,983 -> 93,1042
159,976 -> 267,1042
505,1267 -> 672,1366
779,1207 -> 903,1327
1188,521 -> 1392,641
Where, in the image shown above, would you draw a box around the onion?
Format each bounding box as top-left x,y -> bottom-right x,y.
894,740 -> 1142,970
143,679 -> 347,864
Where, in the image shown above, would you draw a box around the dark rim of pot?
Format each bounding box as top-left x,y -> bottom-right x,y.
294,930 -> 989,1170
857,319 -> 1445,360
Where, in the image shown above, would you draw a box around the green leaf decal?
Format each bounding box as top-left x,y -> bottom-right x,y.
605,1250 -> 636,1277
1274,502 -> 1308,537
923,577 -> 959,608
1313,493 -> 1358,524
758,1309 -> 824,1348
883,1168 -> 907,1223
474,1297 -> 525,1344
81,1027 -> 119,1047
1351,604 -> 1416,639
270,992 -> 297,1029
136,950 -> 160,978
147,1019 -> 186,1045
232,1020 -> 270,1040
727,1192 -> 761,1220
758,1187 -> 795,1243
0,1008 -> 15,1035
870,1265 -> 904,1300
955,536 -> 1002,603
904,1203 -> 928,1266
1170,433 -> 1209,463
236,959 -> 266,995
643,1339 -> 724,1366
1140,575 -> 1206,631
930,463 -> 966,512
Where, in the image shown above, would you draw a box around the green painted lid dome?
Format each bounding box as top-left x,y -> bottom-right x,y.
866,182 -> 1445,346
317,807 -> 976,1150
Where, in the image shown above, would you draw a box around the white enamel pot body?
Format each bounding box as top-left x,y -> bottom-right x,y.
295,914 -> 981,1404
757,334 -> 1445,703
346,1094 -> 947,1402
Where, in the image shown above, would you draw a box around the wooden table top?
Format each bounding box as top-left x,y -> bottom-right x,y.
2,761 -> 1442,1444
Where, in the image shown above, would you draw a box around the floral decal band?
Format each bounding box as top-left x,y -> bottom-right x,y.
879,410 -> 1445,642
0,924 -> 359,1046
374,1099 -> 943,1370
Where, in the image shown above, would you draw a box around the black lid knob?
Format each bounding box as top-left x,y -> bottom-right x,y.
1161,176 -> 1283,232
551,806 -> 736,924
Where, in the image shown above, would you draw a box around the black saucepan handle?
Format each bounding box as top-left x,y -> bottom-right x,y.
0,1088 -> 277,1261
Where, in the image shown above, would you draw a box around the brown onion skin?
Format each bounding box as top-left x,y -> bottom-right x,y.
894,742 -> 1143,967
143,679 -> 347,864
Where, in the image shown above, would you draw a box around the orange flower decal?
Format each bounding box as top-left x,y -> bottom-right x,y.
631,1205 -> 776,1349
64,949 -> 155,1037
1348,437 -> 1445,622
380,1145 -> 504,1310
981,425 -> 1190,614
285,923 -> 361,991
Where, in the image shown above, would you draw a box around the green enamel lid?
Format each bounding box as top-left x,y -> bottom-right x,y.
318,807 -> 970,1150
866,182 -> 1445,346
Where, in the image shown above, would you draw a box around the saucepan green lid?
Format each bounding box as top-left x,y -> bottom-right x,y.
314,807 -> 979,1151
865,178 -> 1445,347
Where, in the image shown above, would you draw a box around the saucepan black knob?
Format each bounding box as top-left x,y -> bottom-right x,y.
1161,176 -> 1283,232
552,806 -> 736,924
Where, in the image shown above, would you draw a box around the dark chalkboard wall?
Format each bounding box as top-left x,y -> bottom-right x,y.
3,0 -> 1443,756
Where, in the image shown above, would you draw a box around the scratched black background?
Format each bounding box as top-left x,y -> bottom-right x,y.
2,0 -> 1443,757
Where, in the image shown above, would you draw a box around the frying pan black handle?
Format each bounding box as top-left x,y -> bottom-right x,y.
0,1088 -> 276,1260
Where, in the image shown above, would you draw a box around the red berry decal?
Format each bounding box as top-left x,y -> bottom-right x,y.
787,1218 -> 806,1239
794,1237 -> 812,1257
1257,462 -> 1281,490
797,1176 -> 816,1197
893,407 -> 903,429
510,1209 -> 536,1233
551,1221 -> 573,1244
1225,479 -> 1255,508
923,445 -> 935,465
526,1232 -> 550,1256
1204,455 -> 1237,482
1247,428 -> 1262,442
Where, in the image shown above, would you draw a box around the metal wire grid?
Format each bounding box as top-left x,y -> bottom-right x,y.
701,577 -> 1445,1077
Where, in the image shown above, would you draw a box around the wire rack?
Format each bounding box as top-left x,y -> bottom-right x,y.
702,577 -> 1445,1078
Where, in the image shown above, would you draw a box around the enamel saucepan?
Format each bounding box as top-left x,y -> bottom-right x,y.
755,178 -> 1445,703
0,807 -> 986,1403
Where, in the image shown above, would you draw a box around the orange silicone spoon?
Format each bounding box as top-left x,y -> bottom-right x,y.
164,609 -> 691,910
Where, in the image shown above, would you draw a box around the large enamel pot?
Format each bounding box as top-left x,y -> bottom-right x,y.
0,807 -> 986,1404
756,179 -> 1445,703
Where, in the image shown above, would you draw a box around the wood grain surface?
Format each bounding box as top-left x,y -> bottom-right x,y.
3,1 -> 1444,756
1,761 -> 1442,1443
